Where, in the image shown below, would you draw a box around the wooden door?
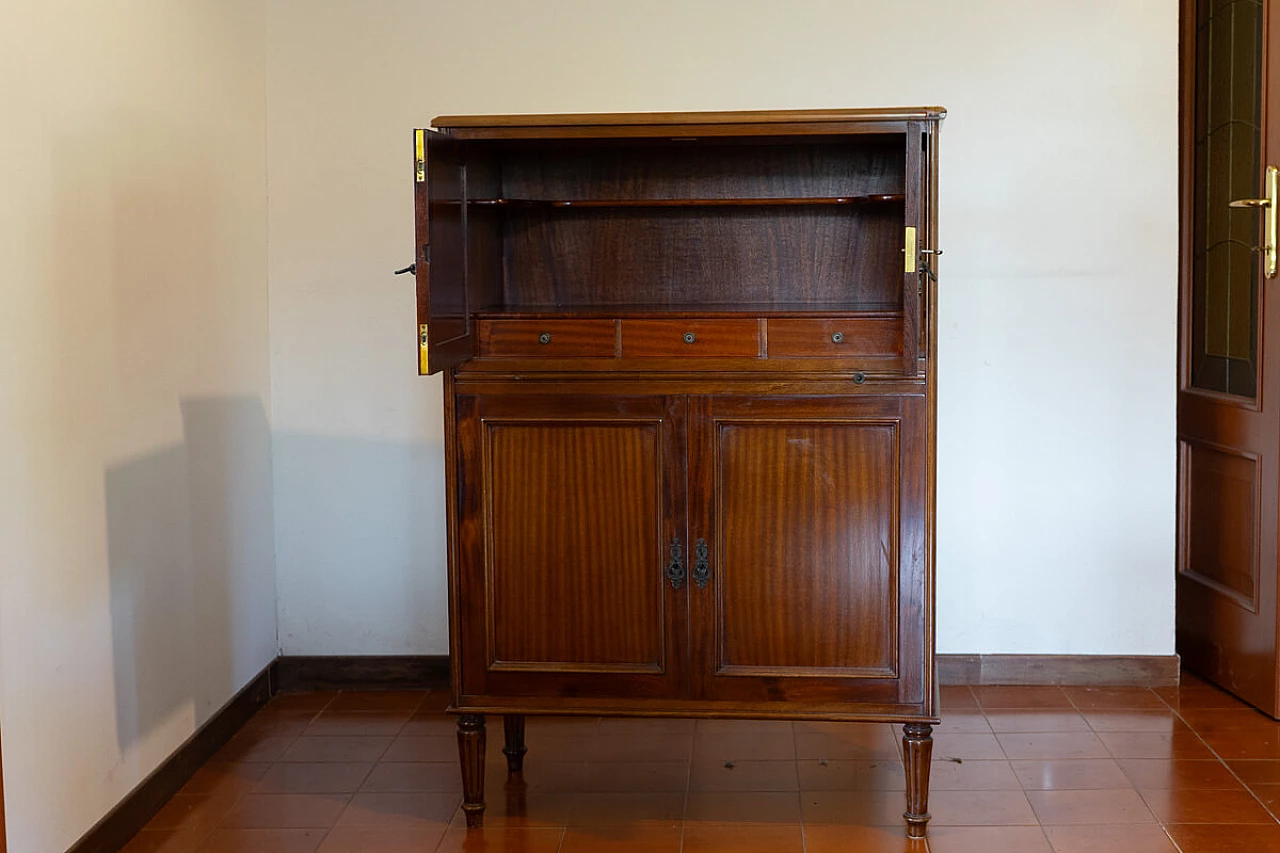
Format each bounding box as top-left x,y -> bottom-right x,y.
687,394 -> 930,715
1178,0 -> 1280,714
453,392 -> 688,706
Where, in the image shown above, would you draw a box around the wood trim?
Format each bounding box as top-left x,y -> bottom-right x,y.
1,717 -> 6,853
432,106 -> 948,129
938,654 -> 1181,687
1177,0 -> 1194,391
274,655 -> 451,692
65,661 -> 276,853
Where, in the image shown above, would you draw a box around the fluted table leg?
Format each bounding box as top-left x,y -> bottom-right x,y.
457,714 -> 487,828
502,714 -> 528,773
902,722 -> 933,838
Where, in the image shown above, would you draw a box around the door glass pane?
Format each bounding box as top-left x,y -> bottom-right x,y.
1191,0 -> 1263,397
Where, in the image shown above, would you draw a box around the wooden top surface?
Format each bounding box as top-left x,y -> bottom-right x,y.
431,107 -> 946,130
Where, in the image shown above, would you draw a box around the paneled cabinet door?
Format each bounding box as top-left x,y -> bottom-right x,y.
453,393 -> 688,703
687,394 -> 929,711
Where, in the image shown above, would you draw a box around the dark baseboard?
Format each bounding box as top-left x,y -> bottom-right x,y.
66,660 -> 276,853
274,655 -> 450,692
939,654 -> 1180,687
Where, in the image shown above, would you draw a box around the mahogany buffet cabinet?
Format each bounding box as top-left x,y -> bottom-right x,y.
412,107 -> 944,837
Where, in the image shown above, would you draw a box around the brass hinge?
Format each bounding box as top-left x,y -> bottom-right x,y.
415,129 -> 426,183
904,226 -> 917,273
419,324 -> 430,374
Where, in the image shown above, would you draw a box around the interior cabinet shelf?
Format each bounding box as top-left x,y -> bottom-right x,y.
469,194 -> 904,209
475,302 -> 904,319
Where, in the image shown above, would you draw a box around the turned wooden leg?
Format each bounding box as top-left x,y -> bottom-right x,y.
457,714 -> 487,828
502,714 -> 528,773
902,723 -> 934,838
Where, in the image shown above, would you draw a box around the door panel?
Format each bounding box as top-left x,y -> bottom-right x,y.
1181,439 -> 1260,608
689,394 -> 927,710
1178,0 -> 1280,714
454,393 -> 687,701
488,422 -> 664,668
715,420 -> 898,675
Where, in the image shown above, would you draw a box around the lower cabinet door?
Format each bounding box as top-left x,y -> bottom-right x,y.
454,392 -> 688,703
687,394 -> 929,711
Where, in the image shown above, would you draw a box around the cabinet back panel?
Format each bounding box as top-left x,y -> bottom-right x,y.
485,422 -> 666,668
504,206 -> 903,307
468,207 -> 506,316
715,421 -> 898,673
493,139 -> 905,200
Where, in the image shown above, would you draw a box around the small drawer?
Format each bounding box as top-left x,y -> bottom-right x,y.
621,319 -> 761,358
478,319 -> 617,358
766,318 -> 903,358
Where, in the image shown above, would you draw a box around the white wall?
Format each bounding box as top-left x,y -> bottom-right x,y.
0,3 -> 275,851
0,3 -> 1175,849
266,0 -> 1177,657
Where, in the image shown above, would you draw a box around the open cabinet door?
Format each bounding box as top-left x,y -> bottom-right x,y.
902,121 -> 923,376
415,128 -> 472,374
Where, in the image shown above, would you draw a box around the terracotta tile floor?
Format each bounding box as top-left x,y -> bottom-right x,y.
121,674 -> 1280,852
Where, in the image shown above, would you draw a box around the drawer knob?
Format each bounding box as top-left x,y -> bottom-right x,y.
538,332 -> 552,345
683,332 -> 696,344
831,332 -> 845,344
853,372 -> 867,384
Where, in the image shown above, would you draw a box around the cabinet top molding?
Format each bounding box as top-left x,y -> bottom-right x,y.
430,107 -> 946,138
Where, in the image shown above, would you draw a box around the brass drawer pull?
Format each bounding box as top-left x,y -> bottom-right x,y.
683,332 -> 696,344
831,332 -> 844,343
538,332 -> 552,345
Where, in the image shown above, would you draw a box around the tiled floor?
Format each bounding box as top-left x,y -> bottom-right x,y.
122,673 -> 1280,852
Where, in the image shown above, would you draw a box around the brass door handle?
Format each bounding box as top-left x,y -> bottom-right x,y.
1229,164 -> 1279,278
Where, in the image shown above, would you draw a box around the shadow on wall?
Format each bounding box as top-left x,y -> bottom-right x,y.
76,95 -> 276,752
105,396 -> 274,751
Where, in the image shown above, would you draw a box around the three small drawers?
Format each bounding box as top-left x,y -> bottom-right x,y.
476,318 -> 903,360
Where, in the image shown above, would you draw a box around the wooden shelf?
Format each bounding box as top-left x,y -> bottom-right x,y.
469,194 -> 904,209
476,302 -> 904,319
